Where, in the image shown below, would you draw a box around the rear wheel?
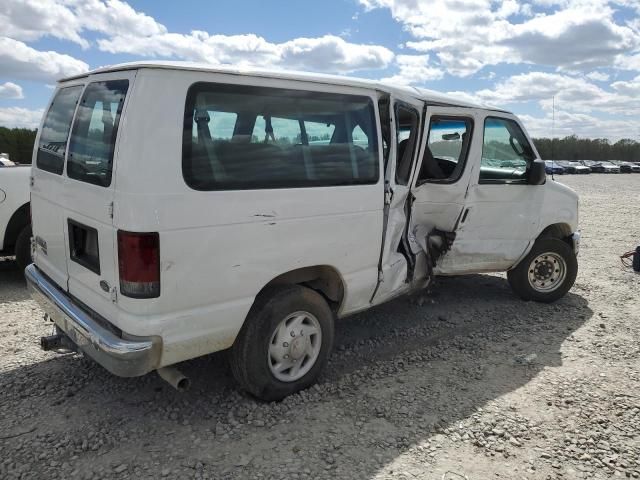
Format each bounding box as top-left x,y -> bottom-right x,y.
14,225 -> 32,271
507,237 -> 577,303
230,285 -> 334,401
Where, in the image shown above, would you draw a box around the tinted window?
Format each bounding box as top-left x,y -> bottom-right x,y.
36,86 -> 83,174
67,80 -> 129,187
480,117 -> 535,183
418,117 -> 473,183
183,83 -> 379,190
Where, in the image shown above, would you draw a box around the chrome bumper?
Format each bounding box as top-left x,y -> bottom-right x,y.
25,264 -> 161,377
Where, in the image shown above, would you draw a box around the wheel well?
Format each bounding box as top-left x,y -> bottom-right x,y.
257,266 -> 345,312
3,202 -> 29,252
537,223 -> 572,245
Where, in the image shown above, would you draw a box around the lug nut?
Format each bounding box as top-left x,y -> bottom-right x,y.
283,342 -> 289,347
290,331 -> 295,337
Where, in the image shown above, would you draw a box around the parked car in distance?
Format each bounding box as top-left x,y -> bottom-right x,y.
580,160 -> 606,173
557,160 -> 590,174
0,164 -> 32,269
611,160 -> 640,173
598,161 -> 621,173
544,160 -> 565,175
27,61 -> 580,400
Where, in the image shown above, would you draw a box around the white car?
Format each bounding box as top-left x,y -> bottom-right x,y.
26,62 -> 580,400
0,164 -> 31,269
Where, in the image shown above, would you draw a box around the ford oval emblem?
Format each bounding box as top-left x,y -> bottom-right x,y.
99,280 -> 110,292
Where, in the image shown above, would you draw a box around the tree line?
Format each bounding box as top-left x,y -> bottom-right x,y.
1,126 -> 639,164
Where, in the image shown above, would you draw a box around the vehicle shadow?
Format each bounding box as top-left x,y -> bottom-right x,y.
0,273 -> 591,478
0,258 -> 29,303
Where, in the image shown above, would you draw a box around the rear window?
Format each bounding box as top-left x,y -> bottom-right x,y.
67,80 -> 129,187
182,83 -> 379,190
36,86 -> 83,174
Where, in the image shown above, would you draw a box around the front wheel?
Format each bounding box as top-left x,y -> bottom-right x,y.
230,285 -> 334,401
507,237 -> 577,303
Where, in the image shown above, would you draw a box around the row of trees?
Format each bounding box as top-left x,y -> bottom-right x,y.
533,136 -> 640,162
0,127 -> 37,164
1,127 -> 639,164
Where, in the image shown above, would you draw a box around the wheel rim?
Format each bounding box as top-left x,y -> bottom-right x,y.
527,252 -> 567,293
268,311 -> 322,382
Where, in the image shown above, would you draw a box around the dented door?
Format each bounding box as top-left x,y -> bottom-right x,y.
434,113 -> 543,273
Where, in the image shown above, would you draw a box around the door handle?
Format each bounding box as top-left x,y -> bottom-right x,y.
461,208 -> 470,224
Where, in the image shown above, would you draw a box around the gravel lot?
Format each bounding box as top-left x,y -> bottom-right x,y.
1,174 -> 639,480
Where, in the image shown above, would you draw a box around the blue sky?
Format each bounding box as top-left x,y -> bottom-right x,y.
1,0 -> 639,140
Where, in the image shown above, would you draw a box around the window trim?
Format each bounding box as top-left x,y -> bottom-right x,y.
181,81 -> 381,191
393,102 -> 421,186
416,115 -> 474,186
479,116 -> 535,185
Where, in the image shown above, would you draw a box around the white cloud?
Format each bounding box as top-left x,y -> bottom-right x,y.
0,37 -> 89,81
0,0 -> 165,48
0,0 -> 392,75
519,110 -> 640,141
98,33 -> 394,74
471,72 -> 640,116
611,74 -> 640,96
0,107 -> 43,129
0,82 -> 23,100
586,71 -> 611,81
380,54 -> 444,85
359,0 -> 640,76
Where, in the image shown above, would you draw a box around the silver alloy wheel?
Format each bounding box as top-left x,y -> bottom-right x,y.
527,252 -> 567,293
268,311 -> 322,382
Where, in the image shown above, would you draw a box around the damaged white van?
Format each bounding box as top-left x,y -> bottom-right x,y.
27,62 -> 579,400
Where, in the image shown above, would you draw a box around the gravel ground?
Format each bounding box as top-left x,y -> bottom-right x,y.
1,174 -> 639,480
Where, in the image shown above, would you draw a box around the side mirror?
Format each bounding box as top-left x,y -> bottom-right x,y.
528,159 -> 546,185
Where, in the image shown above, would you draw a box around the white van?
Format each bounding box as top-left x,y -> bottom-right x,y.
27,62 -> 579,400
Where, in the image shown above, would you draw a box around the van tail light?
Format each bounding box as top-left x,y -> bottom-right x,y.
117,230 -> 160,298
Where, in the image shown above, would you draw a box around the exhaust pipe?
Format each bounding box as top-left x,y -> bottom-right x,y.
41,333 -> 63,351
40,331 -> 77,352
157,367 -> 190,391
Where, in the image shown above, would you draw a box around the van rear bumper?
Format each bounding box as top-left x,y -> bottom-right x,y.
25,264 -> 162,377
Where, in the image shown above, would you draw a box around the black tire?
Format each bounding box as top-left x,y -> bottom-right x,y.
230,285 -> 334,401
14,225 -> 32,272
507,237 -> 577,303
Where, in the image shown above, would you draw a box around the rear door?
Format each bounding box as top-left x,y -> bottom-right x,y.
63,71 -> 134,314
32,82 -> 85,288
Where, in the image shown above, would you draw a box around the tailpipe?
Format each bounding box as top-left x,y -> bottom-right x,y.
41,333 -> 63,351
157,367 -> 190,391
41,331 -> 77,352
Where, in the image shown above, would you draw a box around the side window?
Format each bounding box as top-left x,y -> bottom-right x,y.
67,80 -> 129,187
193,111 -> 237,140
251,116 -> 301,144
395,106 -> 419,186
418,117 -> 473,183
182,83 -> 379,190
36,86 -> 83,174
480,117 -> 535,183
306,121 -> 335,144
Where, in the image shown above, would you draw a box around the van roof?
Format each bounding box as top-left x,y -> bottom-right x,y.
61,61 -> 506,112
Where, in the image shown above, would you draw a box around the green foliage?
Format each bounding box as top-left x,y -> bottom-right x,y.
533,135 -> 640,162
0,127 -> 37,164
